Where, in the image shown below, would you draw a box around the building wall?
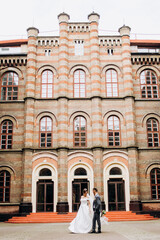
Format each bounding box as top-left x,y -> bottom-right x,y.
0,12 -> 160,216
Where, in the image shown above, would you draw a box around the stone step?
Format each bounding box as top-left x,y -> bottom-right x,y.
6,211 -> 158,223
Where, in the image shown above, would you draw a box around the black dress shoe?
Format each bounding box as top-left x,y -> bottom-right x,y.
96,231 -> 101,234
89,231 -> 96,234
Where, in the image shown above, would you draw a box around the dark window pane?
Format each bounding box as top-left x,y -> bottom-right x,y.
0,171 -> 10,203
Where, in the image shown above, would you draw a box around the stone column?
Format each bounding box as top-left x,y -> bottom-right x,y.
58,12 -> 70,98
88,12 -> 104,208
56,13 -> 70,212
88,12 -> 101,97
119,26 -> 140,211
20,27 -> 39,214
93,148 -> 105,209
128,148 -> 141,211
56,149 -> 69,212
56,98 -> 69,212
119,25 -> 136,146
88,13 -> 102,147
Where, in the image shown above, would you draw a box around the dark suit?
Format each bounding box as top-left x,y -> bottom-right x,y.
92,193 -> 101,232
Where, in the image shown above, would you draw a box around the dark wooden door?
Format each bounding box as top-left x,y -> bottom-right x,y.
37,180 -> 54,212
72,179 -> 89,212
108,179 -> 125,211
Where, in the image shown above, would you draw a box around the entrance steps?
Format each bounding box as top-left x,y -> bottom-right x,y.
6,211 -> 158,223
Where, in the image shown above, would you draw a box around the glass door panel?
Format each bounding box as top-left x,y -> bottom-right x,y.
108,183 -> 116,211
46,183 -> 54,212
117,182 -> 125,202
72,183 -> 80,212
108,179 -> 125,211
37,183 -> 45,212
37,181 -> 54,212
72,180 -> 89,212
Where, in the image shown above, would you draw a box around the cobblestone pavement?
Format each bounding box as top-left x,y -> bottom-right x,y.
0,220 -> 160,240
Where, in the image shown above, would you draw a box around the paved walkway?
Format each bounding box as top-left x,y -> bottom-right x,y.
0,220 -> 160,240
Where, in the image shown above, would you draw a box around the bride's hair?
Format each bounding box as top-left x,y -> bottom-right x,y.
83,188 -> 88,194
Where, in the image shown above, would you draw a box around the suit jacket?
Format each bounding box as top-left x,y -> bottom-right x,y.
93,193 -> 101,213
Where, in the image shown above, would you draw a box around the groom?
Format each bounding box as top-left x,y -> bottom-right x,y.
91,188 -> 101,234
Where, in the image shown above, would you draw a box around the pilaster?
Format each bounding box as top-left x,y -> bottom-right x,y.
20,27 -> 39,214
88,12 -> 101,97
56,149 -> 69,212
58,13 -> 70,97
119,25 -> 136,147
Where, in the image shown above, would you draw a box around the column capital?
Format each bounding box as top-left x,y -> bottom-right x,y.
88,11 -> 100,23
58,12 -> 70,23
118,25 -> 131,37
27,27 -> 39,38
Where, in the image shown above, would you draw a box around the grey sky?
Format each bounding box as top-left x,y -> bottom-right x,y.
0,0 -> 160,40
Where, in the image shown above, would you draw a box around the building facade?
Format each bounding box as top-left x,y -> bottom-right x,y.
0,12 -> 160,218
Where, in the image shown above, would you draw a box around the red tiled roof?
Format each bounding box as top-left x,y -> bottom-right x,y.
130,39 -> 160,47
0,39 -> 28,46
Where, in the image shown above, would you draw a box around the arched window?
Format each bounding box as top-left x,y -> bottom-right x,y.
150,168 -> 160,199
110,167 -> 122,175
147,118 -> 159,147
106,69 -> 118,97
39,168 -> 52,176
40,117 -> 52,147
140,70 -> 159,98
41,70 -> 54,98
74,116 -> 86,147
74,168 -> 87,176
0,170 -> 11,203
108,116 -> 120,146
74,70 -> 86,98
0,120 -> 13,149
1,72 -> 18,100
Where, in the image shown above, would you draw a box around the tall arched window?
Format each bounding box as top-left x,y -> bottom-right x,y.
1,72 -> 18,100
40,117 -> 52,147
41,70 -> 54,98
106,69 -> 118,97
74,116 -> 86,147
0,170 -> 11,203
147,118 -> 159,147
0,120 -> 13,149
74,70 -> 86,98
108,116 -> 120,146
150,168 -> 160,199
140,70 -> 159,98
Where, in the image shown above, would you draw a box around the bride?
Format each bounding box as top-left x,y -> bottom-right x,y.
68,188 -> 93,233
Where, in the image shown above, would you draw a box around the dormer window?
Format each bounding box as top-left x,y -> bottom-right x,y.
75,40 -> 84,56
107,48 -> 113,55
45,49 -> 51,56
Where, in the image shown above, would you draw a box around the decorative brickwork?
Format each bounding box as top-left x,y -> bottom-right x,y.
0,12 -> 160,217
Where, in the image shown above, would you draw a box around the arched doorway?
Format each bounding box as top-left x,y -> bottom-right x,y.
68,163 -> 93,212
108,167 -> 125,211
72,168 -> 89,211
32,164 -> 57,213
37,168 -> 54,212
104,162 -> 130,211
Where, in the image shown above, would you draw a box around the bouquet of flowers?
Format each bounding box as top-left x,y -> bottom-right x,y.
101,210 -> 106,217
100,210 -> 108,225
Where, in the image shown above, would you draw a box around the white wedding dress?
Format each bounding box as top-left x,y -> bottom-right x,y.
68,196 -> 92,233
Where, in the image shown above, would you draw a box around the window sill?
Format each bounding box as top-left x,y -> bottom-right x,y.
0,100 -> 24,103
141,200 -> 160,203
0,203 -> 20,206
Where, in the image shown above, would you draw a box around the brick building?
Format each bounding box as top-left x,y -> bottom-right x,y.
0,12 -> 160,219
